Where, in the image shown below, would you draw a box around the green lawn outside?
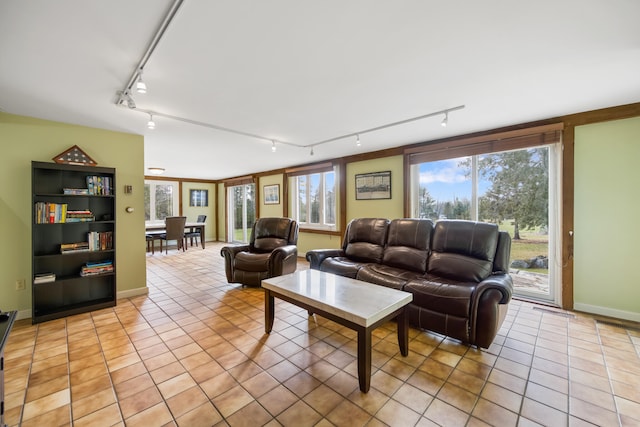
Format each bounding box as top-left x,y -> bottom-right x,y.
497,221 -> 549,274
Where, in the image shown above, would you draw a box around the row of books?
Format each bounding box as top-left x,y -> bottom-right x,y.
88,231 -> 113,251
34,203 -> 95,223
80,260 -> 113,277
60,231 -> 113,253
34,272 -> 56,284
86,176 -> 112,195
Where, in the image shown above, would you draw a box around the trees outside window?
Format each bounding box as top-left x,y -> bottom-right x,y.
292,170 -> 336,229
145,181 -> 178,222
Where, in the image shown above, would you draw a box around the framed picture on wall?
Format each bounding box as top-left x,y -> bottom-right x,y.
355,171 -> 391,200
189,189 -> 208,207
263,184 -> 280,205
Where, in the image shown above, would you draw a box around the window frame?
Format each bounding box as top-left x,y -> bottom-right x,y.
289,166 -> 337,231
145,179 -> 179,225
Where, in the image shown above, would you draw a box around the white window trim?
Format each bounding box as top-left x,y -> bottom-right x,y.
290,168 -> 337,231
145,180 -> 179,225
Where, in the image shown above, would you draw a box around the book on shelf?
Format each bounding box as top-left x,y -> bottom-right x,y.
60,242 -> 90,253
80,260 -> 113,276
86,175 -> 112,196
63,188 -> 90,195
65,210 -> 94,222
34,272 -> 56,284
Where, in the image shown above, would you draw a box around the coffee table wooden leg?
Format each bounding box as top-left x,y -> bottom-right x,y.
357,327 -> 372,392
265,290 -> 274,333
397,308 -> 409,357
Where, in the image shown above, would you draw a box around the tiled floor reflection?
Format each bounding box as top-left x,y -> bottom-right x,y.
4,243 -> 640,426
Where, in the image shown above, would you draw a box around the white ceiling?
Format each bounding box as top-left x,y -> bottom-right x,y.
1,1 -> 639,180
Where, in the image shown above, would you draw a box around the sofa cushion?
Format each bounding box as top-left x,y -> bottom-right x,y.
405,276 -> 474,319
382,219 -> 432,273
343,218 -> 389,263
428,220 -> 499,282
320,257 -> 368,279
357,264 -> 423,290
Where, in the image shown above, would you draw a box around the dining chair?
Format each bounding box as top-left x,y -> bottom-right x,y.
185,214 -> 206,247
160,216 -> 187,254
145,232 -> 163,254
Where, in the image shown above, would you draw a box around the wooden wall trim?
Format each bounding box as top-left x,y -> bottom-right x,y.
561,127 -> 575,310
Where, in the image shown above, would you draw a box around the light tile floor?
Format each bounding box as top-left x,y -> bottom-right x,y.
4,243 -> 640,426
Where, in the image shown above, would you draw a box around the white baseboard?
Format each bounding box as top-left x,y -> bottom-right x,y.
573,302 -> 640,323
117,286 -> 149,299
15,309 -> 32,321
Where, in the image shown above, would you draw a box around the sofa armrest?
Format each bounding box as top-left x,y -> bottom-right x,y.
306,249 -> 345,269
220,244 -> 250,282
475,273 -> 513,304
471,273 -> 513,348
269,245 -> 298,276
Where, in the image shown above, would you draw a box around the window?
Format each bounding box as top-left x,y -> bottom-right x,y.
145,180 -> 179,223
291,169 -> 336,229
410,144 -> 561,303
406,124 -> 563,304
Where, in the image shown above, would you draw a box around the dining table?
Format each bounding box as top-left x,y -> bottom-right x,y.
145,221 -> 206,249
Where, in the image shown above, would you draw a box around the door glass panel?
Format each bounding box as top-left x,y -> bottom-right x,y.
414,146 -> 556,302
228,183 -> 256,243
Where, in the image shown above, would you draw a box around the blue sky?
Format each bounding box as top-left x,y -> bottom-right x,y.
419,157 -> 490,201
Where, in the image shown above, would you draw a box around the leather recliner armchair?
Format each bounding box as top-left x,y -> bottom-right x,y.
221,217 -> 299,287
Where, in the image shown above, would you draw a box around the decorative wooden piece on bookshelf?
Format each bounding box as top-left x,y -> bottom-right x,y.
52,145 -> 97,166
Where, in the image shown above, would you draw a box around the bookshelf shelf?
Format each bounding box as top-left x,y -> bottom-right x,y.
31,161 -> 116,324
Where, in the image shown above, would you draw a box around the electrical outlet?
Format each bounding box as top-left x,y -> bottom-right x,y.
16,279 -> 26,290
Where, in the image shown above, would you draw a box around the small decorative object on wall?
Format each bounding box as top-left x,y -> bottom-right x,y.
53,145 -> 97,166
264,184 -> 280,205
189,189 -> 208,207
355,171 -> 391,200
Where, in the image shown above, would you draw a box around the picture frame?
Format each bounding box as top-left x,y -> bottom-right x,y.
355,171 -> 391,200
189,189 -> 208,207
263,184 -> 280,205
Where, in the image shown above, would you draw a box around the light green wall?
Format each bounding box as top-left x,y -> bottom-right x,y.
259,174 -> 284,218
574,116 -> 640,321
347,155 -> 405,221
0,113 -> 146,317
181,181 -> 216,241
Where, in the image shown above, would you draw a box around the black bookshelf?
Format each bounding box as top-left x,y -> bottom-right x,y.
31,161 -> 116,323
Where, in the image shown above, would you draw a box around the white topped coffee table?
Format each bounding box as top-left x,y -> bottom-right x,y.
262,269 -> 413,392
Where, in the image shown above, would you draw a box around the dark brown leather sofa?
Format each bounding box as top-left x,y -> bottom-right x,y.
306,218 -> 512,348
221,217 -> 299,287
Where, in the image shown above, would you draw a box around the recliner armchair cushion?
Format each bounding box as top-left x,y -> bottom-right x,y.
252,217 -> 297,252
234,252 -> 271,272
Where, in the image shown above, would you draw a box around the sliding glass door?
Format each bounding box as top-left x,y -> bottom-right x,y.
227,183 -> 255,243
410,144 -> 561,303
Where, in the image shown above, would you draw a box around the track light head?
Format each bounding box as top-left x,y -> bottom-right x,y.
120,90 -> 136,109
136,69 -> 147,94
310,146 -> 314,156
147,114 -> 155,130
441,112 -> 448,127
356,134 -> 361,147
271,140 -> 276,153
